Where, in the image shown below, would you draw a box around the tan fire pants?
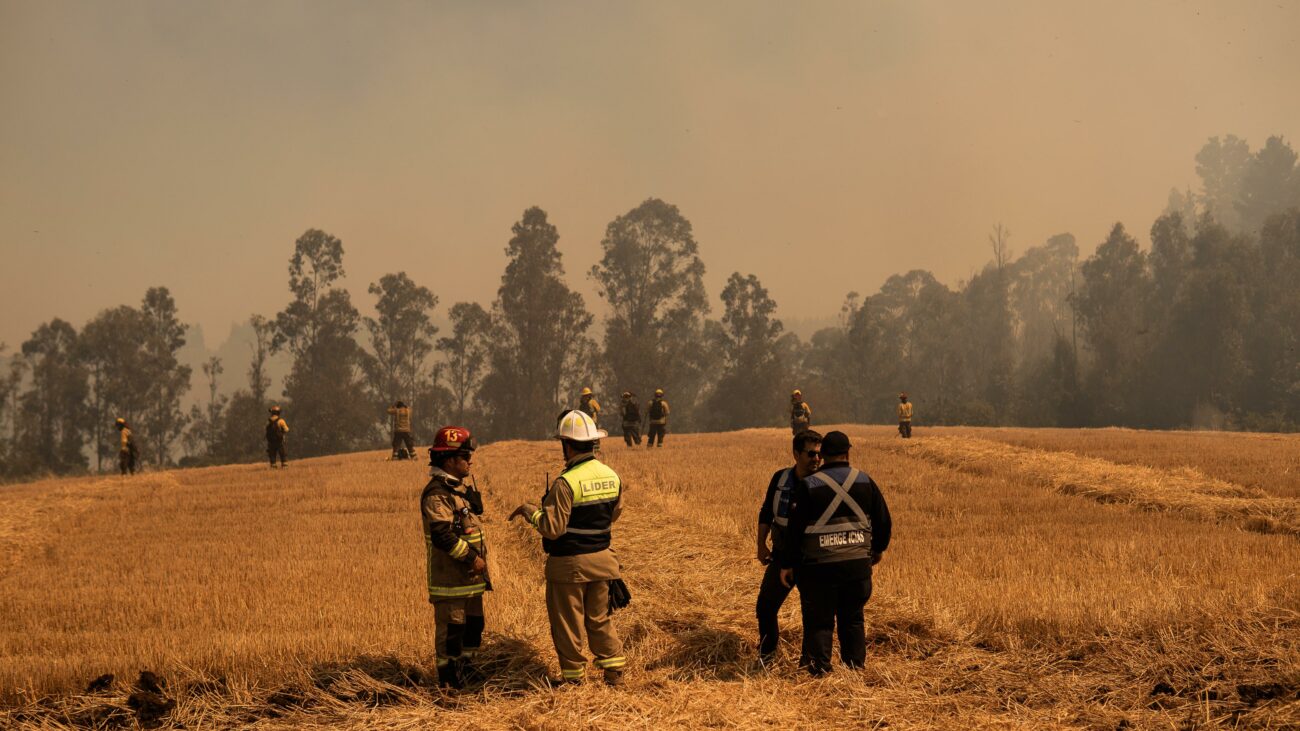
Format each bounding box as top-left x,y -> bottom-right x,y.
434,596 -> 484,666
545,580 -> 625,679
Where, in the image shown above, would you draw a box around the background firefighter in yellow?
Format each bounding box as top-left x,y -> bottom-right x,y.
897,392 -> 913,438
266,406 -> 289,468
790,390 -> 812,435
114,418 -> 137,475
510,410 -> 627,686
578,387 -> 601,426
421,426 -> 489,689
387,400 -> 415,459
646,388 -> 669,447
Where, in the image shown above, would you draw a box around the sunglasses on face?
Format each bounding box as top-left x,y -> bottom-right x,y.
802,450 -> 821,459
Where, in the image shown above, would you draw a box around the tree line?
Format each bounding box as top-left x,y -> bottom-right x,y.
1,133 -> 1298,479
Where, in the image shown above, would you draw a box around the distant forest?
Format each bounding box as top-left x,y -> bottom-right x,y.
2,133 -> 1299,478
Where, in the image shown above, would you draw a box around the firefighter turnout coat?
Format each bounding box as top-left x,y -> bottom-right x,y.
388,405 -> 413,433
421,467 -> 490,601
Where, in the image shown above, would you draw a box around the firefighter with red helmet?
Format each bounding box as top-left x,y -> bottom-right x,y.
421,425 -> 489,688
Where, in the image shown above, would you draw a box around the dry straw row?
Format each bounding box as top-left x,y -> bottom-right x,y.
893,436 -> 1300,536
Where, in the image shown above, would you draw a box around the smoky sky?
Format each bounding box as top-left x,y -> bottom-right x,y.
2,0 -> 1297,349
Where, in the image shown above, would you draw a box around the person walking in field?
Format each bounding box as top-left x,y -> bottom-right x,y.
266,406 -> 289,468
620,391 -> 642,447
421,426 -> 489,689
778,431 -> 891,676
646,388 -> 669,448
387,400 -> 415,459
115,417 -> 137,475
578,387 -> 601,426
509,410 -> 627,686
790,390 -> 812,435
755,429 -> 822,664
897,393 -> 913,439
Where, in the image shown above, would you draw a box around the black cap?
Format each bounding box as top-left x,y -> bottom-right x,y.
822,431 -> 852,455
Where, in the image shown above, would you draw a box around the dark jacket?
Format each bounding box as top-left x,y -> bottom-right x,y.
757,466 -> 798,552
778,461 -> 891,583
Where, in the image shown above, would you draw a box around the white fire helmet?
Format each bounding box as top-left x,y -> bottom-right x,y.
555,409 -> 607,442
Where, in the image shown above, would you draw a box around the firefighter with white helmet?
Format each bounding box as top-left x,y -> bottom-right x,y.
510,410 -> 627,686
422,426 -> 489,688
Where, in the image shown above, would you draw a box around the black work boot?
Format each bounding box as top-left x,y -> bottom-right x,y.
458,654 -> 485,685
437,661 -> 463,690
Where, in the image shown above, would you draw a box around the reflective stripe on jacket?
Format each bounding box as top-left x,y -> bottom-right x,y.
800,467 -> 873,565
768,468 -> 797,550
538,457 -> 620,557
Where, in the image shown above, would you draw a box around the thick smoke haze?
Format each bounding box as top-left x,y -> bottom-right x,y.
2,0 -> 1298,349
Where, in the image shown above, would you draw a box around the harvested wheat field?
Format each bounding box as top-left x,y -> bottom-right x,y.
1,426 -> 1297,729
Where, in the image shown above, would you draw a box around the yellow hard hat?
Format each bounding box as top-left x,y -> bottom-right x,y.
654,388 -> 664,396
580,387 -> 592,396
792,389 -> 802,397
115,417 -> 125,426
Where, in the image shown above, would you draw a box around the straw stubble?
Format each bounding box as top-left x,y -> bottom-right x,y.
0,426 -> 1296,729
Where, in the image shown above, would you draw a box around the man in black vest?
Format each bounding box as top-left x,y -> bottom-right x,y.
778,430 -> 891,676
755,429 -> 822,663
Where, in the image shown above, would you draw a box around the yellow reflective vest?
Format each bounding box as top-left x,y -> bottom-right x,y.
532,456 -> 620,557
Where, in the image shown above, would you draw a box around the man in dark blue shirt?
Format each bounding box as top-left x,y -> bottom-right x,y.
778,430 -> 892,676
755,429 -> 823,663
